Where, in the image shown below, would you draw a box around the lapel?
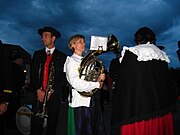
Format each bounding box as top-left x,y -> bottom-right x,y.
50,49 -> 57,64
49,49 -> 61,66
40,49 -> 47,63
40,49 -> 56,64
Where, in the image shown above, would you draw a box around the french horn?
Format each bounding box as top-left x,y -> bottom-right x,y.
78,34 -> 120,97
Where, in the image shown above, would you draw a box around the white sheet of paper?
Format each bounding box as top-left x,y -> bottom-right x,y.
90,36 -> 108,51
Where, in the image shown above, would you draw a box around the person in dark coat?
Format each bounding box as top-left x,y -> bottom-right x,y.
30,26 -> 67,135
0,41 -> 13,135
5,52 -> 26,129
111,27 -> 176,135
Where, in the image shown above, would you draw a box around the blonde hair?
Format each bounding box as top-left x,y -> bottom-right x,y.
68,34 -> 85,52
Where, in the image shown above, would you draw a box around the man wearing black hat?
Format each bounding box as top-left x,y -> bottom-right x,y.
30,26 -> 67,135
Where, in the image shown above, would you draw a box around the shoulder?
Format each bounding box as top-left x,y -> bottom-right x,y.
54,50 -> 67,63
120,50 -> 139,65
65,56 -> 74,65
64,56 -> 79,68
54,49 -> 67,57
34,49 -> 44,54
33,49 -> 45,56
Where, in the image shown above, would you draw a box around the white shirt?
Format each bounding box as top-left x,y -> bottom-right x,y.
63,53 -> 100,107
45,47 -> 55,54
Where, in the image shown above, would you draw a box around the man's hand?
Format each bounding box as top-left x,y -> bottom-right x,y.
0,103 -> 8,115
47,89 -> 54,100
37,88 -> 45,102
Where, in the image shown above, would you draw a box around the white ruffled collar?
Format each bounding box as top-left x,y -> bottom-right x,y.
119,42 -> 170,63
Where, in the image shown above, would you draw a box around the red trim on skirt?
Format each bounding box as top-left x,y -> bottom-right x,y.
120,113 -> 174,135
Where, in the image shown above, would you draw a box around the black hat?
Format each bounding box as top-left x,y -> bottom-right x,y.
38,26 -> 61,38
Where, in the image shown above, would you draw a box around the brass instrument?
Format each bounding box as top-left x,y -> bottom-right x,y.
78,34 -> 120,97
17,62 -> 55,118
16,63 -> 55,134
35,62 -> 55,118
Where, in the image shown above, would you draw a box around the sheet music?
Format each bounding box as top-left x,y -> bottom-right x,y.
90,35 -> 108,51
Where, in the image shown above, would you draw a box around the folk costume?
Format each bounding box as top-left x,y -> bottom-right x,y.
111,43 -> 176,135
30,47 -> 67,135
64,53 -> 106,135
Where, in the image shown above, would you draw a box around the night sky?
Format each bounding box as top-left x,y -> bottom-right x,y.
0,0 -> 180,69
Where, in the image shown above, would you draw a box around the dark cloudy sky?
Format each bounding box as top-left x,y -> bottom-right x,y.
0,0 -> 180,69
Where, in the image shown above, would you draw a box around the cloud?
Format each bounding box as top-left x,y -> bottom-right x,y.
0,0 -> 179,68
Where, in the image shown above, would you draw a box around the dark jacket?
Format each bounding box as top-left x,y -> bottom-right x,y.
30,48 -> 67,105
0,48 -> 13,103
111,50 -> 176,134
30,48 -> 67,135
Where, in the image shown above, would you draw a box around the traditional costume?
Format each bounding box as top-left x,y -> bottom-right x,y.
64,53 -> 106,135
111,42 -> 176,135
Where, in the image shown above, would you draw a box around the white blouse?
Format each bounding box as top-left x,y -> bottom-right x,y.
63,53 -> 100,107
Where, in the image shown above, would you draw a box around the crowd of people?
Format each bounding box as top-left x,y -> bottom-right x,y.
0,26 -> 180,135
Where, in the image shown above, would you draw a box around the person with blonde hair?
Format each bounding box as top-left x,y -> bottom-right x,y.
64,34 -> 106,135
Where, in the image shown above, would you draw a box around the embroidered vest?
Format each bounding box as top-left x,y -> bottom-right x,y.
42,53 -> 53,91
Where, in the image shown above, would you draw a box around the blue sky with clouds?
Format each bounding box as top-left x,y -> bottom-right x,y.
0,0 -> 180,69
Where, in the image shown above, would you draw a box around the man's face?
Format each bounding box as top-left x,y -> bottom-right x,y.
41,32 -> 55,48
16,58 -> 24,65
